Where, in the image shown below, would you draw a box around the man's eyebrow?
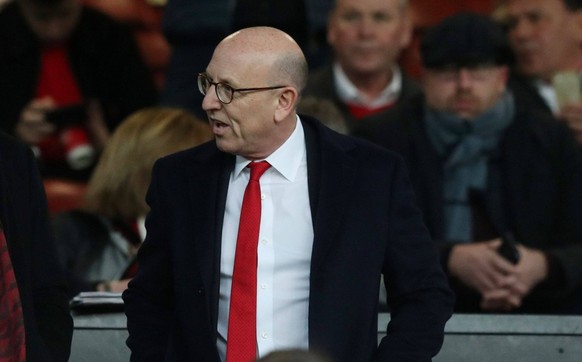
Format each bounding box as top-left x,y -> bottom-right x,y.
205,72 -> 238,86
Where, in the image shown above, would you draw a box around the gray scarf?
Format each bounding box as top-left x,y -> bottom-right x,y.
425,91 -> 515,242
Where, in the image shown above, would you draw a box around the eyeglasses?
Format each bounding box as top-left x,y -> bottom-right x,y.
429,63 -> 501,82
197,73 -> 287,104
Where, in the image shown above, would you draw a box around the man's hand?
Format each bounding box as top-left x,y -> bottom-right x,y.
15,97 -> 57,144
513,244 -> 548,296
448,239 -> 522,312
448,239 -> 519,294
97,279 -> 131,293
558,103 -> 582,144
480,245 -> 548,311
480,288 -> 522,311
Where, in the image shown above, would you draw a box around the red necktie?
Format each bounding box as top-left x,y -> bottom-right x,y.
227,161 -> 271,362
0,223 -> 26,362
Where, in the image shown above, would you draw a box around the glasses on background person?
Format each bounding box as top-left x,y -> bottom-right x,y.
427,63 -> 502,83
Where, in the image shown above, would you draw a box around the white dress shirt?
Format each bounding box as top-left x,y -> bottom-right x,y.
333,62 -> 402,108
217,117 -> 313,360
534,79 -> 560,114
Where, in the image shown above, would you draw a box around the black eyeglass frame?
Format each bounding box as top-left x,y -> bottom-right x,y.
197,73 -> 288,104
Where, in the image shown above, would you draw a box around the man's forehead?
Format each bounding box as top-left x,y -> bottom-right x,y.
506,0 -> 567,14
22,0 -> 78,16
206,54 -> 267,85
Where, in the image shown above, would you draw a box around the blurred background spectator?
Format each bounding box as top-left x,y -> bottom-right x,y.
51,107 -> 212,298
0,0 -> 158,181
500,0 -> 582,144
297,96 -> 349,134
355,12 -> 582,314
82,0 -> 170,91
303,0 -> 419,133
97,0 -> 501,127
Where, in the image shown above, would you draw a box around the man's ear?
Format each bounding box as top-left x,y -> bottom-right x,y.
499,65 -> 510,82
497,65 -> 510,94
274,87 -> 298,123
573,11 -> 582,43
399,8 -> 413,49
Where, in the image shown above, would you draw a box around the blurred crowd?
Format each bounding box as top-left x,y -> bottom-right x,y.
2,0 -> 582,359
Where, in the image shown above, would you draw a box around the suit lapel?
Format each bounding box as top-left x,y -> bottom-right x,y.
186,147 -> 234,331
303,118 -> 358,275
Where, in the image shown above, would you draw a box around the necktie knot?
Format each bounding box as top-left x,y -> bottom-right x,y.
248,161 -> 270,181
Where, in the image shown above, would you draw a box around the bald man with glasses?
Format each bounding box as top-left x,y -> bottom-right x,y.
123,26 -> 453,362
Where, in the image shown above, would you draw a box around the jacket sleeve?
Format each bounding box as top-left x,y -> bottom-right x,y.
541,124 -> 582,298
375,157 -> 454,361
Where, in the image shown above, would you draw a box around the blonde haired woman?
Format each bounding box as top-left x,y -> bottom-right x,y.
52,107 -> 212,297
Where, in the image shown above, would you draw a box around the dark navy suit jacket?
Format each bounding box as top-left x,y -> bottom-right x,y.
123,115 -> 453,361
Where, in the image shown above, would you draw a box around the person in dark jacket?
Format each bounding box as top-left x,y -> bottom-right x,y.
355,12 -> 582,314
123,26 -> 453,361
503,0 -> 582,143
0,0 -> 158,180
0,131 -> 73,361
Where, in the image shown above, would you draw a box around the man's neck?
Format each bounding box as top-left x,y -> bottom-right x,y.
344,68 -> 395,100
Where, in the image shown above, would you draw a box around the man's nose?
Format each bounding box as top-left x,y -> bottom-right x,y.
509,18 -> 532,41
457,69 -> 473,89
201,84 -> 221,111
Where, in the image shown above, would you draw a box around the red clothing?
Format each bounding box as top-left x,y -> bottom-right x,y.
346,102 -> 395,120
0,224 -> 26,362
35,43 -> 83,107
35,44 -> 92,169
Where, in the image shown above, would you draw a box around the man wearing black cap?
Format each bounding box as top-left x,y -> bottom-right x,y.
354,12 -> 582,313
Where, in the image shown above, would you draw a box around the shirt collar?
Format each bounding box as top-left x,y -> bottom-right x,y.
333,63 -> 403,108
533,79 -> 560,114
233,115 -> 305,182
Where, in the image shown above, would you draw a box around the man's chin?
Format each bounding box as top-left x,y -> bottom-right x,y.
215,139 -> 238,155
344,60 -> 385,76
517,62 -> 544,79
453,111 -> 477,120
